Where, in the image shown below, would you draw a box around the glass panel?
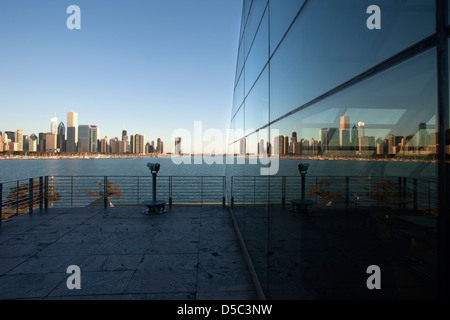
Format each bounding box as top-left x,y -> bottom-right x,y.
267,48 -> 437,299
231,106 -> 245,143
235,40 -> 245,88
245,9 -> 269,95
269,0 -> 305,55
244,0 -> 268,61
232,75 -> 244,117
245,66 -> 269,132
243,0 -> 252,28
270,0 -> 436,121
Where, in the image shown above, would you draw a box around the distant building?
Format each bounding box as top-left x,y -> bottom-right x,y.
45,133 -> 57,151
14,130 -> 23,151
100,137 -> 109,153
57,121 -> 66,152
340,116 -> 350,148
156,138 -> 162,154
67,112 -> 78,152
135,134 -> 145,154
78,125 -> 90,152
38,132 -> 46,152
29,134 -> 37,152
89,125 -> 99,152
50,117 -> 57,134
175,137 -> 182,155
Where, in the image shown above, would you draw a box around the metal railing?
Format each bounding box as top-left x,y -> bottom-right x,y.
0,175 -> 226,222
0,174 -> 438,223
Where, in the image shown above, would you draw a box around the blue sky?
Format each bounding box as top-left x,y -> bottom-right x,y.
0,0 -> 242,151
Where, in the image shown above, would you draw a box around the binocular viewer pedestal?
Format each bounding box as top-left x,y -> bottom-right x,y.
142,162 -> 166,214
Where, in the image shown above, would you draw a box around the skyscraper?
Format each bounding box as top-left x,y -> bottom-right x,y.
77,125 -> 90,153
50,117 -> 58,134
135,134 -> 145,154
340,115 -> 350,148
358,121 -> 365,138
67,112 -> 78,152
14,130 -> 23,151
156,138 -> 162,154
57,121 -> 66,152
45,133 -> 57,151
89,125 -> 99,152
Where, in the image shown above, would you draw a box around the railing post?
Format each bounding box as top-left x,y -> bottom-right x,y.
222,176 -> 226,208
231,176 -> 234,208
169,176 -> 173,208
39,176 -> 43,210
44,176 -> 48,209
29,178 -> 34,214
104,176 -> 108,208
71,176 -> 73,206
16,180 -> 19,215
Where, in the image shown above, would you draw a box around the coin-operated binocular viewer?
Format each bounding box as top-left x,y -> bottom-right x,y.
291,163 -> 315,213
142,162 -> 166,214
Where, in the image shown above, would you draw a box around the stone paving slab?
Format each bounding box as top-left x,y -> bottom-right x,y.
0,205 -> 258,300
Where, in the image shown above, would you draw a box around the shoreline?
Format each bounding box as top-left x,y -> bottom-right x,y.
0,153 -> 438,163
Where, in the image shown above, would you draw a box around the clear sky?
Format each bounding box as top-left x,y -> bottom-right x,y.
0,0 -> 242,152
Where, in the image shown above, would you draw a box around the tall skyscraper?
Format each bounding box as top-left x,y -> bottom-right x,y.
38,132 -> 46,151
351,125 -> 358,148
340,115 -> 350,148
358,121 -> 365,138
50,117 -> 58,134
89,125 -> 99,152
78,125 -> 90,153
418,122 -> 428,148
135,134 -> 145,154
57,121 -> 66,152
45,133 -> 57,151
14,130 -> 23,151
156,138 -> 162,154
67,112 -> 78,152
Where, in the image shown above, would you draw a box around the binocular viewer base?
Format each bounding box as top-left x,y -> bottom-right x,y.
142,199 -> 167,214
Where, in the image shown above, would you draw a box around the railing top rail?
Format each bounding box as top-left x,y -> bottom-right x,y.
0,176 -> 44,184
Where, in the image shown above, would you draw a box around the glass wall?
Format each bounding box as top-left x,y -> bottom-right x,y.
227,0 -> 446,299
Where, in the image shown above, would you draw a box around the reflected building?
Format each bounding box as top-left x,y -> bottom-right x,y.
226,0 -> 447,300
339,115 -> 350,149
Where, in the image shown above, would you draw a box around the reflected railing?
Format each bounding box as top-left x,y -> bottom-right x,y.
230,175 -> 437,216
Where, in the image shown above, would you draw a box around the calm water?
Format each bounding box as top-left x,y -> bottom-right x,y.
0,156 -> 437,183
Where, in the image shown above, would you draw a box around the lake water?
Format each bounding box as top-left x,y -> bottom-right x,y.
0,156 -> 437,182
